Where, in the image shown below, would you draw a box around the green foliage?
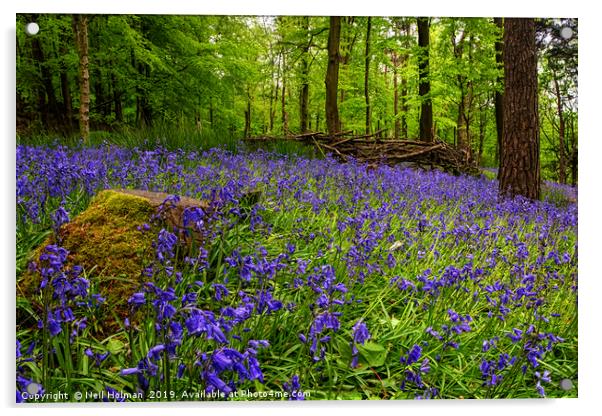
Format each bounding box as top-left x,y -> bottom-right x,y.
17,15 -> 577,183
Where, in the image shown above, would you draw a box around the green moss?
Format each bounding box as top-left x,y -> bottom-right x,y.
18,190 -> 160,324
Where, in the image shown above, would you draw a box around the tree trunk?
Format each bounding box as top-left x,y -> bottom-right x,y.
417,17 -> 433,141
270,78 -> 277,132
59,32 -> 73,132
401,73 -> 408,139
568,115 -> 577,186
299,16 -> 310,133
499,18 -> 540,200
457,89 -> 468,150
494,17 -> 504,180
478,105 -> 487,166
111,70 -> 123,123
31,37 -> 59,128
553,76 -> 567,184
94,67 -> 105,120
73,14 -> 90,142
281,53 -> 288,135
244,89 -> 252,138
364,17 -> 372,135
325,16 -> 342,135
393,63 -> 400,139
136,63 -> 153,127
59,64 -> 73,132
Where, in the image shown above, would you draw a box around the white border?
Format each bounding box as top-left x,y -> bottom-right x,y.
3,1 -> 600,416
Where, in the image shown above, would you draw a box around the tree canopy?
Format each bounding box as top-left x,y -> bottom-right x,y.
16,15 -> 577,184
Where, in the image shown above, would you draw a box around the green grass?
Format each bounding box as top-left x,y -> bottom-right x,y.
15,142 -> 577,402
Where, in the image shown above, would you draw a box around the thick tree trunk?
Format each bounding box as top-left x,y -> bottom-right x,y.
364,17 -> 372,135
73,14 -> 90,142
553,76 -> 567,184
494,17 -> 504,179
325,16 -> 342,135
499,18 -> 540,200
417,17 -> 433,141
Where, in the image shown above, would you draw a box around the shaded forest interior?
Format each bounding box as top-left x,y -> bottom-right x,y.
16,15 -> 577,184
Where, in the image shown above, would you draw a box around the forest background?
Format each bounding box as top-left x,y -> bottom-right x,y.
16,13 -> 577,184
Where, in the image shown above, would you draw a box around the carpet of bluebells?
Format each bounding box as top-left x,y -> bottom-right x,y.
16,144 -> 578,401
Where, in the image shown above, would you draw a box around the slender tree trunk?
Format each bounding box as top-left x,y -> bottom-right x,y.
244,89 -> 252,138
393,63 -> 400,139
457,89 -> 468,150
110,70 -> 123,123
553,76 -> 567,184
299,67 -> 309,132
478,105 -> 487,166
270,78 -> 277,132
299,16 -> 310,133
58,32 -> 73,132
417,17 -> 433,141
31,37 -> 59,127
568,116 -> 577,186
73,14 -> 90,142
281,53 -> 288,135
136,63 -> 152,127
494,17 -> 504,180
94,68 -> 104,120
325,16 -> 342,135
59,64 -> 73,131
499,18 -> 540,200
401,72 -> 408,138
364,17 -> 372,135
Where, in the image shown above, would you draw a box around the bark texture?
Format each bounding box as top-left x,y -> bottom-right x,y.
325,17 -> 342,135
499,18 -> 540,200
73,14 -> 90,142
417,17 -> 433,141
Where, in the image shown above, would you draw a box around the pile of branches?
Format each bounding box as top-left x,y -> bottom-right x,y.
245,130 -> 480,175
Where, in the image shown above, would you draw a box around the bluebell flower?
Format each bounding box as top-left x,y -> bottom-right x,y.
401,344 -> 422,365
147,344 -> 165,361
283,375 -> 304,400
352,320 -> 370,344
128,292 -> 146,307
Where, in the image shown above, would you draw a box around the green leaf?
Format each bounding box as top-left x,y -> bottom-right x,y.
357,342 -> 387,367
106,338 -> 126,355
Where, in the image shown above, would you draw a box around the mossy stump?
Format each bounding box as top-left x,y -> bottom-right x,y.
17,189 -> 212,332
